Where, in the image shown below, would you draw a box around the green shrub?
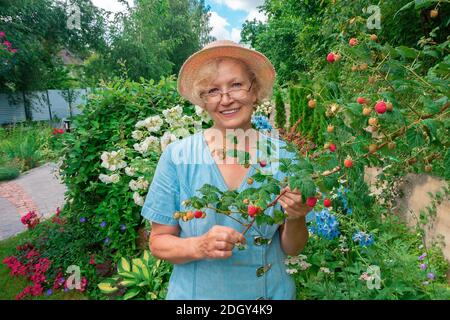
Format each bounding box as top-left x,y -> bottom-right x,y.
274,90 -> 286,129
0,166 -> 20,181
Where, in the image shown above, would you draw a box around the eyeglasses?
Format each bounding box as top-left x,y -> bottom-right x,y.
200,78 -> 255,104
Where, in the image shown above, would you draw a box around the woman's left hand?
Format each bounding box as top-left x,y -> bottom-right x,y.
278,186 -> 311,220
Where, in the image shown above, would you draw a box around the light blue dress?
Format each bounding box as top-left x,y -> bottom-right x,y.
141,130 -> 309,300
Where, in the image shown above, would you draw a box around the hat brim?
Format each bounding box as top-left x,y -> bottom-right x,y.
177,44 -> 276,106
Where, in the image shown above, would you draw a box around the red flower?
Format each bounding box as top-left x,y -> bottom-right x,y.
78,277 -> 88,292
31,283 -> 43,296
3,40 -> 12,47
0,31 -> 5,38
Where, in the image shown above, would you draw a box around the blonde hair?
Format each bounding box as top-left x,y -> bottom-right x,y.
192,57 -> 264,106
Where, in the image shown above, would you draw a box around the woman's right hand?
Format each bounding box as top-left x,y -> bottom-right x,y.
196,225 -> 247,259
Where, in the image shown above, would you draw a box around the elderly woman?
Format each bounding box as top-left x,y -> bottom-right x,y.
141,40 -> 310,300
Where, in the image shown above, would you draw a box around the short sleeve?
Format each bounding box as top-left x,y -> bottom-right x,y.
141,143 -> 180,226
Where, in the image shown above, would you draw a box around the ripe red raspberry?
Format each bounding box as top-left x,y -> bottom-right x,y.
194,210 -> 203,219
306,197 -> 318,207
344,159 -> 353,168
324,198 -> 332,207
375,101 -> 387,114
327,52 -> 336,63
349,38 -> 359,47
357,97 -> 367,105
329,143 -> 336,152
259,160 -> 267,167
248,205 -> 261,217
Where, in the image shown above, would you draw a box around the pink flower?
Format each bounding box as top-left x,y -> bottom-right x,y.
78,277 -> 88,292
9,48 -> 17,53
31,283 -> 43,296
0,31 -> 5,38
30,273 -> 46,284
3,40 -> 12,47
26,249 -> 40,260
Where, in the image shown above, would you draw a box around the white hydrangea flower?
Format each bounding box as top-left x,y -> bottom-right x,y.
110,173 -> 120,183
163,105 -> 183,125
131,130 -> 144,141
134,136 -> 160,154
143,115 -> 164,132
133,191 -> 144,206
99,173 -> 120,184
160,131 -> 177,152
319,267 -> 332,274
125,166 -> 136,177
99,173 -> 110,183
129,177 -> 149,191
135,120 -> 146,128
143,136 -> 160,152
129,179 -> 139,191
255,100 -> 274,116
169,114 -> 193,128
100,149 -> 127,171
286,268 -> 298,275
195,105 -> 211,123
299,261 -> 312,270
172,127 -> 190,139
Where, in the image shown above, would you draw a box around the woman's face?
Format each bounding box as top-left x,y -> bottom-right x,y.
199,59 -> 257,132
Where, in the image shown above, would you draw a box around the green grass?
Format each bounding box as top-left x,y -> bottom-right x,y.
0,121 -> 60,172
0,166 -> 20,181
0,231 -> 87,300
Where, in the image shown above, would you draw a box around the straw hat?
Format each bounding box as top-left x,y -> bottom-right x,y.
177,40 -> 276,106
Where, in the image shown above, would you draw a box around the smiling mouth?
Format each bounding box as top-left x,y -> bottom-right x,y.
219,107 -> 241,116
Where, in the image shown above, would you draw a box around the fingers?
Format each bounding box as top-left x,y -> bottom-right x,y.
215,240 -> 234,251
284,186 -> 301,194
212,226 -> 246,245
278,198 -> 288,213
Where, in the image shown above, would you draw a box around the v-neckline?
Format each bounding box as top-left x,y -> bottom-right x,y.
200,131 -> 256,192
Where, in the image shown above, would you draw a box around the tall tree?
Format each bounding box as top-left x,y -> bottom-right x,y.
92,0 -> 214,83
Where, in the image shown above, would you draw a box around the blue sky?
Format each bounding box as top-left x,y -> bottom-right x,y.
91,0 -> 267,43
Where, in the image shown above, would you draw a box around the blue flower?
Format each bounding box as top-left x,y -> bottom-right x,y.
335,184 -> 352,215
79,217 -> 86,223
46,289 -> 53,296
100,221 -> 106,228
310,208 -> 340,240
251,115 -> 272,131
104,237 -> 110,244
120,224 -> 126,231
352,231 -> 375,247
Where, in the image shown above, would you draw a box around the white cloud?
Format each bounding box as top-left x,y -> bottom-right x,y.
212,0 -> 264,12
245,9 -> 267,23
91,0 -> 133,13
212,0 -> 267,23
230,28 -> 242,43
209,11 -> 241,42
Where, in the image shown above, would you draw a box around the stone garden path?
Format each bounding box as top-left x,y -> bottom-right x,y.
0,163 -> 66,240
